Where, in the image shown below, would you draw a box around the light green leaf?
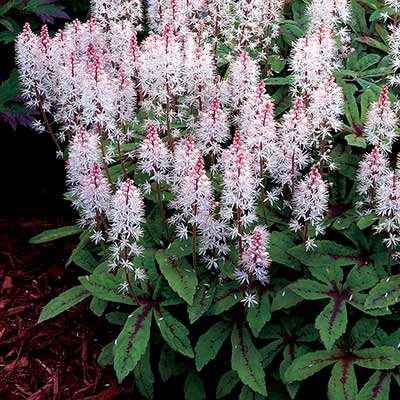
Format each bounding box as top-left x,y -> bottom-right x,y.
290,279 -> 331,300
353,347 -> 400,369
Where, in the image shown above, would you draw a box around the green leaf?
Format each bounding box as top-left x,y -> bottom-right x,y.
114,304 -> 153,382
357,214 -> 378,230
105,311 -> 129,326
97,342 -> 114,367
158,345 -> 188,382
271,285 -> 303,312
208,281 -> 244,315
216,371 -> 240,399
246,291 -> 271,337
70,249 -> 98,273
155,308 -> 194,358
187,279 -> 216,324
365,275 -> 400,310
288,241 -> 358,267
345,265 -> 379,292
30,225 -> 83,244
184,370 -> 206,400
231,324 -> 267,396
195,321 -> 232,371
269,231 -> 301,269
290,279 -> 330,300
79,274 -> 135,305
356,37 -> 388,53
284,350 -> 336,383
260,339 -> 285,368
353,347 -> 400,369
345,134 -> 367,148
89,297 -> 108,316
38,285 -> 90,323
328,360 -> 358,400
134,345 -> 154,400
239,385 -> 265,400
308,265 -> 343,285
315,299 -> 348,350
155,252 -> 198,305
355,371 -> 391,400
350,318 -> 378,350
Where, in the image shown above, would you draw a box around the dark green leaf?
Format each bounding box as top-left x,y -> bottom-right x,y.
184,370 -> 206,400
38,285 -> 90,323
114,304 -> 153,382
30,225 -> 82,244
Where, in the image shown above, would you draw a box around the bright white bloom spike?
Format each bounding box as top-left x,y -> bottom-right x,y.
66,127 -> 101,189
221,51 -> 260,109
196,96 -> 230,158
184,39 -> 216,110
137,123 -> 171,182
240,82 -> 277,175
307,0 -> 350,30
290,23 -> 339,96
276,97 -> 312,191
77,163 -> 112,227
357,147 -> 389,208
364,86 -> 398,153
375,171 -> 400,249
290,167 -> 329,238
91,0 -> 143,27
108,179 -> 145,270
235,226 -> 271,287
138,25 -> 185,118
220,131 -> 258,236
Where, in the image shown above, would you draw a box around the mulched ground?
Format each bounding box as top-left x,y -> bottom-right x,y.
0,217 -> 134,400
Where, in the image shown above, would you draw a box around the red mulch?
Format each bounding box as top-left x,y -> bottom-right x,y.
0,217 -> 134,400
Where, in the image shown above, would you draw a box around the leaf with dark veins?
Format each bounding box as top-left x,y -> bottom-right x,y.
114,304 -> 153,382
231,324 -> 267,396
328,359 -> 358,400
356,371 -> 391,400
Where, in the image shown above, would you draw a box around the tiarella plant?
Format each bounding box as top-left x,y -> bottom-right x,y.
19,0 -> 400,398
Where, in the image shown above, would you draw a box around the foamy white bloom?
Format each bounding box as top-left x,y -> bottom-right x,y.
66,127 -> 101,189
91,0 -> 143,27
240,292 -> 259,308
290,23 -> 339,96
137,123 -> 171,182
276,97 -> 312,190
220,132 -> 258,232
357,147 -> 389,208
240,82 -> 277,174
138,25 -> 185,117
108,179 -> 145,261
290,167 -> 329,237
184,39 -> 216,110
235,226 -> 271,287
221,51 -> 260,109
364,86 -> 398,153
77,164 -> 112,227
307,0 -> 350,30
375,170 -> 400,249
196,96 -> 230,158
